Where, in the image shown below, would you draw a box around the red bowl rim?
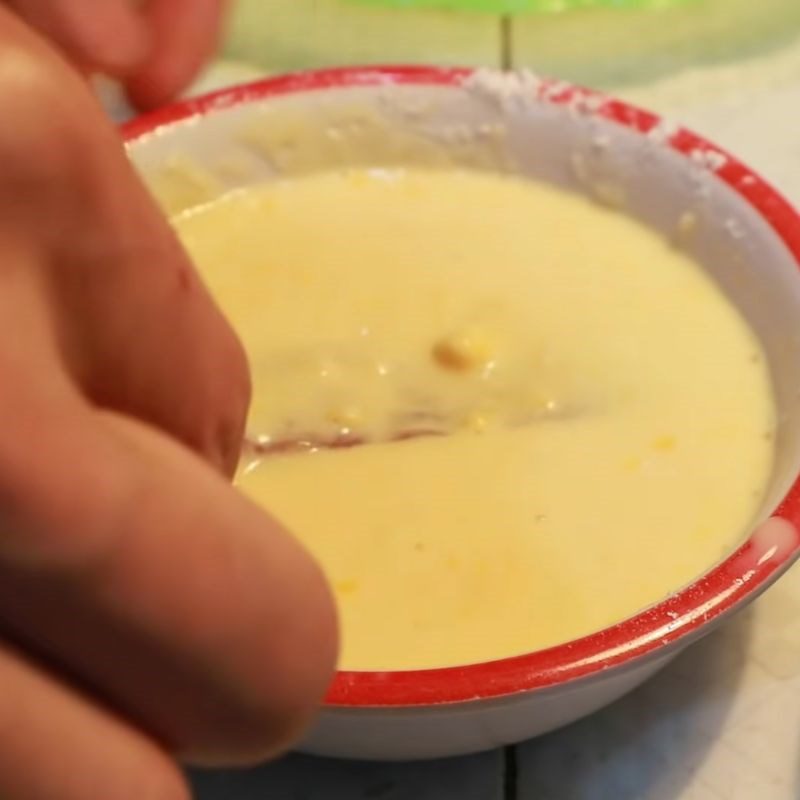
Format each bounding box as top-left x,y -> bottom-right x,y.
123,65 -> 800,708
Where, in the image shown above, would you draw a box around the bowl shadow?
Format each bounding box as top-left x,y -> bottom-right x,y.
190,743 -> 503,800
189,609 -> 753,800
514,608 -> 756,800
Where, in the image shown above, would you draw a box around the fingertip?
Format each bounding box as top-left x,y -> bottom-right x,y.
123,48 -> 206,113
84,17 -> 151,78
179,539 -> 340,767
123,66 -> 182,113
123,0 -> 226,110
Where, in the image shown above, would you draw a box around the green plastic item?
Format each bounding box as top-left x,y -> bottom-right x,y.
226,0 -> 800,87
351,0 -> 694,13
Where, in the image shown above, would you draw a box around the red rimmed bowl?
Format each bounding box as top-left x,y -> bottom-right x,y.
124,67 -> 800,761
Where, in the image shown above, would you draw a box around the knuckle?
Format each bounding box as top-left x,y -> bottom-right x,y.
0,34 -> 99,192
0,54 -> 71,160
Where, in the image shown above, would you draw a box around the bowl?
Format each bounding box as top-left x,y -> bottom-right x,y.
123,66 -> 800,761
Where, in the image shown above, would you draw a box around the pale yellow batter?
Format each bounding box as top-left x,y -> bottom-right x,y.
175,168 -> 775,671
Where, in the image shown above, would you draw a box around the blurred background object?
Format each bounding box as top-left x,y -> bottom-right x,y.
224,0 -> 800,87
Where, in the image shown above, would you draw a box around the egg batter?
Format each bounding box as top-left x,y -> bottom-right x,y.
174,168 -> 775,671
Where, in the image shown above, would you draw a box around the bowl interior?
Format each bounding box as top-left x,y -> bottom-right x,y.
129,75 -> 800,526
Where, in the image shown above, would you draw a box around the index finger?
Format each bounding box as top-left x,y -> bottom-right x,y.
0,12 -> 251,476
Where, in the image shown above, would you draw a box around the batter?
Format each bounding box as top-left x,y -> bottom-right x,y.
174,168 -> 775,671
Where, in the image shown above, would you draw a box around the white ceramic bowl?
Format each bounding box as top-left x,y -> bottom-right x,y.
124,67 -> 800,761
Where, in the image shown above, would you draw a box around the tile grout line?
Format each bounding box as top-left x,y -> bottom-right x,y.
500,14 -> 513,70
503,746 -> 518,800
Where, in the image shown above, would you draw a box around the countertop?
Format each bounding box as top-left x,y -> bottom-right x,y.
116,35 -> 800,800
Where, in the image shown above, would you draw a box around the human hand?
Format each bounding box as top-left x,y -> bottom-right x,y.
0,10 -> 337,800
4,0 -> 227,108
